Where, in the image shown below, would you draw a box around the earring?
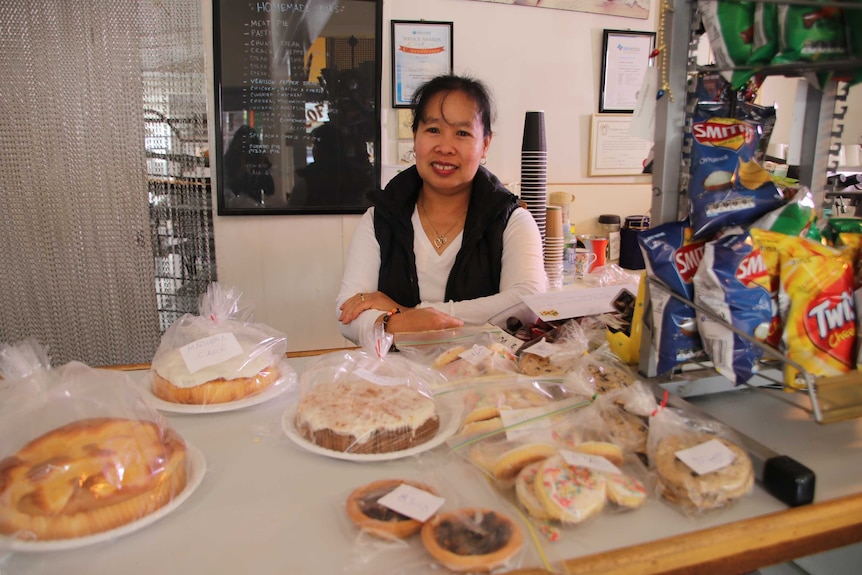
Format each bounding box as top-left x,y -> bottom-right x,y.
480,157 -> 487,165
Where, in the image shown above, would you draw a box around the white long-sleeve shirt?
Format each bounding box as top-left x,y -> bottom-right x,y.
336,205 -> 547,344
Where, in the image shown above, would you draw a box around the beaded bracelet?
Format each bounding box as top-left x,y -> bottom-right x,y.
381,307 -> 401,332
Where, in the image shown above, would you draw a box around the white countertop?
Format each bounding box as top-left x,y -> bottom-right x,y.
2,357 -> 861,575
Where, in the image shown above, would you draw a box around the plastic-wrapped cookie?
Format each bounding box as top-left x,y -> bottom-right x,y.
654,435 -> 753,510
518,353 -> 564,377
346,478 -> 438,539
421,507 -> 523,573
534,455 -> 607,524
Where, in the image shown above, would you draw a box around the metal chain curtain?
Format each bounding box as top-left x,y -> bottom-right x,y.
0,0 -> 213,367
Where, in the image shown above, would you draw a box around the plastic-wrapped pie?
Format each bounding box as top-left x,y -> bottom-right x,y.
0,339 -> 191,542
149,283 -> 289,405
345,478 -> 437,539
295,379 -> 439,454
421,507 -> 523,573
0,417 -> 187,540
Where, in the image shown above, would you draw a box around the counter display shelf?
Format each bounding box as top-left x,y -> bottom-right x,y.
2,357 -> 860,575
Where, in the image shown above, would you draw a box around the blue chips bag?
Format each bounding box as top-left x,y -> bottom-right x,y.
689,102 -> 784,240
693,231 -> 774,384
638,221 -> 708,375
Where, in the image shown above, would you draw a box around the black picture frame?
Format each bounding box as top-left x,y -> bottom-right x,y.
212,0 -> 383,215
599,29 -> 656,114
391,20 -> 453,109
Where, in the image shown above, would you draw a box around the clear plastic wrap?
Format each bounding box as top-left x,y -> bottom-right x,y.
0,339 -> 196,544
648,405 -> 755,515
286,349 -> 455,456
396,327 -> 519,386
336,459 -> 530,574
145,282 -> 295,408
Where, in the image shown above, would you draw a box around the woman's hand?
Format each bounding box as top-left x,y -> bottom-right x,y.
339,291 -> 401,324
384,308 -> 463,333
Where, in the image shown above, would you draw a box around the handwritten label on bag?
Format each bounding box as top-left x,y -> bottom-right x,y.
378,484 -> 444,522
561,449 -> 622,475
180,332 -> 243,374
353,367 -> 403,387
675,438 -> 737,476
524,338 -> 556,358
500,405 -> 554,442
459,344 -> 493,366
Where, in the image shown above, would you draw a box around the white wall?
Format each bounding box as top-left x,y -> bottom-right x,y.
204,0 -> 657,352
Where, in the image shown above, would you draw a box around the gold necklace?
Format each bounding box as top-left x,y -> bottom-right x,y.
419,198 -> 465,250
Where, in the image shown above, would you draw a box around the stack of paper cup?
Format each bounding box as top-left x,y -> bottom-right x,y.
520,111 -> 548,241
544,206 -> 565,290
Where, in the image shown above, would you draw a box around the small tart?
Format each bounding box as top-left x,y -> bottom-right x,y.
421,507 -> 523,573
346,478 -> 437,539
433,346 -> 468,369
534,456 -> 607,524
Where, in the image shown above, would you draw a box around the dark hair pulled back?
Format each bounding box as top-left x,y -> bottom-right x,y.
410,75 -> 495,137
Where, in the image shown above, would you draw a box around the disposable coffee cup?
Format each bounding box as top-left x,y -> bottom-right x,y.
545,205 -> 563,239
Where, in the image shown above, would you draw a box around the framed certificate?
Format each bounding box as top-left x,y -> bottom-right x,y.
599,29 -> 656,114
391,20 -> 453,108
589,114 -> 652,176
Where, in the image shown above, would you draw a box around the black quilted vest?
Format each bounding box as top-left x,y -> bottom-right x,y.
369,165 -> 520,308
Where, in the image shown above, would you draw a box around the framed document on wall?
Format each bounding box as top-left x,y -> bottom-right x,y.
599,29 -> 656,114
212,0 -> 383,215
589,114 -> 652,176
391,20 -> 453,108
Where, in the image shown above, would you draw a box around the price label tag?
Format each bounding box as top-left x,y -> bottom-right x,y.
180,333 -> 243,374
459,344 -> 493,366
378,484 -> 444,522
500,405 -> 554,441
675,438 -> 737,476
523,338 -> 556,358
354,368 -> 403,387
560,449 -> 622,475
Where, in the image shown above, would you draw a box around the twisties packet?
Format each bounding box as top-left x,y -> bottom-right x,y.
694,231 -> 773,384
778,237 -> 856,389
638,221 -> 708,375
689,102 -> 784,240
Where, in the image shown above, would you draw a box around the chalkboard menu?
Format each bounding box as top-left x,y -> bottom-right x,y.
213,0 -> 382,215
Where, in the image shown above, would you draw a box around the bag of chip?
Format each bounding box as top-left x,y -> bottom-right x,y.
689,102 -> 784,240
693,230 -> 773,384
778,236 -> 856,389
638,221 -> 708,375
700,0 -> 756,89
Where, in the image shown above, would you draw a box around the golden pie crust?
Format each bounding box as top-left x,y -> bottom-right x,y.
152,365 -> 280,404
421,507 -> 523,573
345,478 -> 437,539
0,417 -> 188,540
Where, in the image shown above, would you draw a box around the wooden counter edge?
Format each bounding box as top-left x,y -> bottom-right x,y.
507,492 -> 862,575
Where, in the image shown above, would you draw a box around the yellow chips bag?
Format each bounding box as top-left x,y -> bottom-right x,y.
778,236 -> 856,389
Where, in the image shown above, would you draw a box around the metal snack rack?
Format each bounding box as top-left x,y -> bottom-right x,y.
640,0 -> 862,423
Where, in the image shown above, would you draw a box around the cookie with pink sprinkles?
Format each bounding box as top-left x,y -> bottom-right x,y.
534,456 -> 607,523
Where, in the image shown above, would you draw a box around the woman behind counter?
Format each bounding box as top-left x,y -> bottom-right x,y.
337,74 -> 547,345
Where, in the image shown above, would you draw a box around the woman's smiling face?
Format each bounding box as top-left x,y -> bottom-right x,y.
413,90 -> 491,197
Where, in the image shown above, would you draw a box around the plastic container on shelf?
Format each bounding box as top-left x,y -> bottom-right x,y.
598,214 -> 621,265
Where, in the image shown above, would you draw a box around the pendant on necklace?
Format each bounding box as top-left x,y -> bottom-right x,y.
434,236 -> 447,249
